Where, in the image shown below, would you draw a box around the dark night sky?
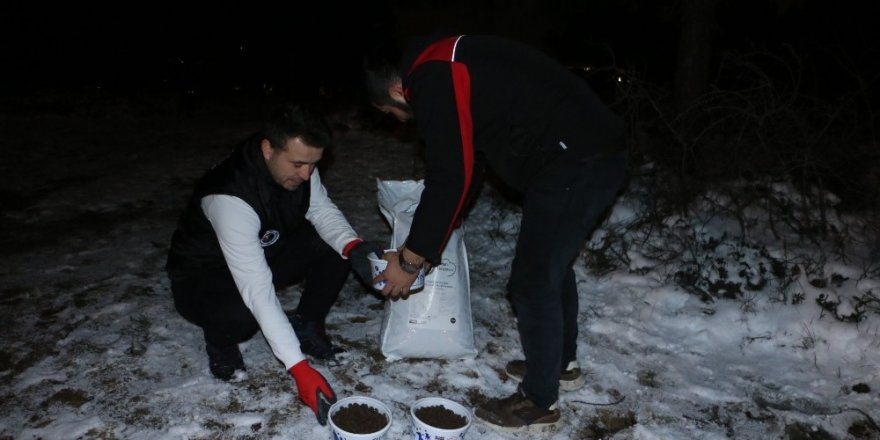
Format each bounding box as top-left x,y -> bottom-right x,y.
1,1 -> 878,103
1,1 -> 393,98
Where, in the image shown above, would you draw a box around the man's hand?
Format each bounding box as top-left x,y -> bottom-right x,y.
289,360 -> 337,425
378,251 -> 422,299
348,241 -> 386,287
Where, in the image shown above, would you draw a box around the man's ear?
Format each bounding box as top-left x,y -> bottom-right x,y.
260,139 -> 273,161
389,82 -> 405,102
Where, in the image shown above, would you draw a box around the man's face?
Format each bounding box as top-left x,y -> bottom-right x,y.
261,137 -> 323,191
373,82 -> 414,122
374,100 -> 414,122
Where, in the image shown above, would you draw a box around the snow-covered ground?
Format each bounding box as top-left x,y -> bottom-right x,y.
1,103 -> 878,439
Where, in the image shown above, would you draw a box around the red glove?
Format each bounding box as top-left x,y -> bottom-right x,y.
289,360 -> 337,425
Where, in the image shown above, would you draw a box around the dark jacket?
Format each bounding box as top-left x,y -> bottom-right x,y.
166,135 -> 310,277
401,34 -> 626,263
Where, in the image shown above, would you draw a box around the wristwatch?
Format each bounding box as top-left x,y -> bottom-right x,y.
397,251 -> 422,274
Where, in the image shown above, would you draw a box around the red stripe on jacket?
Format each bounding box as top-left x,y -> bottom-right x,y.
404,35 -> 474,255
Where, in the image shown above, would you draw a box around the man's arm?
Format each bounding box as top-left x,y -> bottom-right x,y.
405,61 -> 475,264
201,194 -> 305,369
204,194 -> 338,425
375,62 -> 475,298
305,169 -> 363,257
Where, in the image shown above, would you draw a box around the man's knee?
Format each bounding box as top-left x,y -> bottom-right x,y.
313,243 -> 350,276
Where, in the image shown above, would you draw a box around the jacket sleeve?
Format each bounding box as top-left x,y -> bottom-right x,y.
201,194 -> 305,369
305,169 -> 362,257
406,61 -> 475,264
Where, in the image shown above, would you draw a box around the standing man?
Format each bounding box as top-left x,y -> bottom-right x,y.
165,104 -> 380,425
364,34 -> 629,433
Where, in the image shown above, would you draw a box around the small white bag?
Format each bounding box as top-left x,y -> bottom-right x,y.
376,179 -> 478,360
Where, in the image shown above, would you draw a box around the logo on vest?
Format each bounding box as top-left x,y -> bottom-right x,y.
260,230 -> 280,247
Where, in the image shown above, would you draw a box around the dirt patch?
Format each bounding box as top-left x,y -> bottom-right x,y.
42,388 -> 91,409
785,421 -> 835,440
577,409 -> 637,439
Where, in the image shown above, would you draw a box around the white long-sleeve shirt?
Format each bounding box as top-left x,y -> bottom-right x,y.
200,169 -> 358,369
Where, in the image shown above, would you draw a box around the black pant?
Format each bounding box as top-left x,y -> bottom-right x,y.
508,151 -> 628,408
170,224 -> 350,348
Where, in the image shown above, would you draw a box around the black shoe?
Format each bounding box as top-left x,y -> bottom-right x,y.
474,385 -> 561,433
206,342 -> 245,381
505,360 -> 585,391
287,312 -> 346,360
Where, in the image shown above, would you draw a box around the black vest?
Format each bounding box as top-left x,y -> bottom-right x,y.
165,135 -> 311,277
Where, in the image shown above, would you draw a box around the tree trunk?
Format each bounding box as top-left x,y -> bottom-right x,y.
673,0 -> 718,114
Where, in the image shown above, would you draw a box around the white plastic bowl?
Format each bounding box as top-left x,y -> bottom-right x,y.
410,396 -> 472,440
328,396 -> 393,440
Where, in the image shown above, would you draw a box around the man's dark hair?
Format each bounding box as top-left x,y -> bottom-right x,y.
263,104 -> 333,151
362,39 -> 403,106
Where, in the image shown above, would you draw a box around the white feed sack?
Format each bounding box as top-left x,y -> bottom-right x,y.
376,179 -> 478,360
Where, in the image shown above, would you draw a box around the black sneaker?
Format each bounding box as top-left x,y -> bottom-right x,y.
205,342 -> 245,381
505,360 -> 585,391
474,386 -> 561,433
287,312 -> 345,360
